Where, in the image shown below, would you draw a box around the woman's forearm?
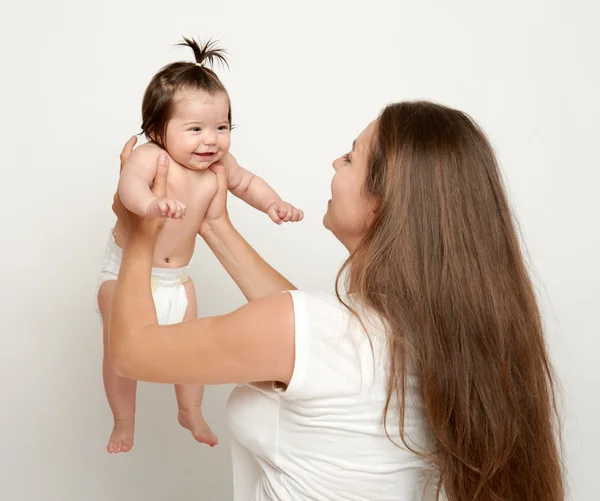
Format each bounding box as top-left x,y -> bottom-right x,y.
109,232 -> 158,366
200,220 -> 296,302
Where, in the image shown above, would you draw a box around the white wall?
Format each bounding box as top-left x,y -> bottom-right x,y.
1,0 -> 598,499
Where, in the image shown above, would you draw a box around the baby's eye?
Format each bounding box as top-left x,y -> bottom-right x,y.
217,125 -> 230,131
343,153 -> 351,163
190,127 -> 201,132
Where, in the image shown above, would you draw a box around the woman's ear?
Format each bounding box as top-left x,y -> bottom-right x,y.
365,197 -> 381,228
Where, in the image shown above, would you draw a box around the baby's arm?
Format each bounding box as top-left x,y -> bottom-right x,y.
224,154 -> 303,224
118,145 -> 185,219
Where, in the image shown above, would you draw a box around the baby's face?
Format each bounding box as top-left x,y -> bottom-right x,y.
164,89 -> 231,170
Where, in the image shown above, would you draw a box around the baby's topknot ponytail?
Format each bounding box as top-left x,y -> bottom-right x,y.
177,37 -> 229,70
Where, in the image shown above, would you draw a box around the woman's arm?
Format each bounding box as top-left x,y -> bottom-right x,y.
110,234 -> 296,386
199,157 -> 297,301
201,219 -> 296,302
109,153 -> 296,386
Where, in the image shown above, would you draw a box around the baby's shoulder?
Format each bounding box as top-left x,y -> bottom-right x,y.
127,141 -> 166,165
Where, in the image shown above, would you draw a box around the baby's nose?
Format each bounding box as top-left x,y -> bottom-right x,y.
204,132 -> 217,144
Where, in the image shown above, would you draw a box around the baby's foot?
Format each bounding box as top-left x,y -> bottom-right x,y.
177,408 -> 218,447
107,417 -> 134,454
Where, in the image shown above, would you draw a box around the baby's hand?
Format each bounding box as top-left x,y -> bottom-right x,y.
146,198 -> 186,219
266,201 -> 304,225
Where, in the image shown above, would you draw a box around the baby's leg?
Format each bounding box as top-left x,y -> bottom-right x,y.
98,280 -> 137,454
175,279 -> 218,447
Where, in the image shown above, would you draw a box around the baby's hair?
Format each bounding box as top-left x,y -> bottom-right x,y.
140,37 -> 231,149
177,36 -> 229,70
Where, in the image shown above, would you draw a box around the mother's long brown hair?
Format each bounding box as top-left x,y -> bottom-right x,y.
337,101 -> 563,500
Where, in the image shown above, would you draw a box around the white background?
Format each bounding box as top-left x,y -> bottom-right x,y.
1,0 -> 598,499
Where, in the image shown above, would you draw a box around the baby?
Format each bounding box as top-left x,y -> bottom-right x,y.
96,37 -> 303,454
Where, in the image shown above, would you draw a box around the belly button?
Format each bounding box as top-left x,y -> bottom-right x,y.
165,257 -> 170,264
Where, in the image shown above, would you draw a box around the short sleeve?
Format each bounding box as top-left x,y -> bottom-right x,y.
273,290 -> 366,401
273,290 -> 310,398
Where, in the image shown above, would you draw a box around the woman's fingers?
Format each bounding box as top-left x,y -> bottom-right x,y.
119,136 -> 138,171
151,154 -> 169,199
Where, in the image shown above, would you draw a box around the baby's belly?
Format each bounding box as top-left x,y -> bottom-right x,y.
113,217 -> 201,269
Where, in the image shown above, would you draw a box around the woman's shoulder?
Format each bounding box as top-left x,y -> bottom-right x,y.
287,289 -> 357,309
287,290 -> 348,329
287,289 -> 341,308
287,290 -> 385,333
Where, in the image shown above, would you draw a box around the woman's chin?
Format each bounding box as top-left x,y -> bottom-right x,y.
322,210 -> 330,230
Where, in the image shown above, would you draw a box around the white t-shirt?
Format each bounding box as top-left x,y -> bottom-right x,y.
227,290 -> 437,501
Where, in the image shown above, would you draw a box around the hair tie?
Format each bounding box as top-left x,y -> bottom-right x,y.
196,62 -> 204,68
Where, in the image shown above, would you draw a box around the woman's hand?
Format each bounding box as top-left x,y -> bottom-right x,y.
111,136 -> 137,232
112,136 -> 169,238
199,153 -> 235,237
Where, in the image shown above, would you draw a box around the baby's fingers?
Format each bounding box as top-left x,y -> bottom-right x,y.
156,200 -> 170,217
279,206 -> 294,223
166,200 -> 182,219
268,205 -> 283,225
173,202 -> 186,219
277,206 -> 289,218
291,209 -> 304,222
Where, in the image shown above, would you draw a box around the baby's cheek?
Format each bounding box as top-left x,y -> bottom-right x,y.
220,136 -> 231,152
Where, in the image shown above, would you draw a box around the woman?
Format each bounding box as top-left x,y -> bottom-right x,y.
109,101 -> 563,500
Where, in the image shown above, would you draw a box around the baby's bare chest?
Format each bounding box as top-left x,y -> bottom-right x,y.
167,164 -> 216,201
166,165 -> 217,226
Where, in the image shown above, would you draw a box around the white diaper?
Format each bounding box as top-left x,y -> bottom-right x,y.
95,229 -> 190,325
